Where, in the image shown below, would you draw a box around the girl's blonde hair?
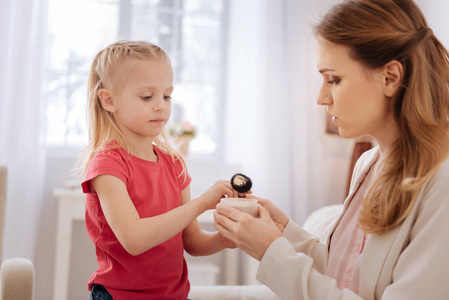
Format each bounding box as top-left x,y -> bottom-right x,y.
79,40 -> 186,178
314,0 -> 449,234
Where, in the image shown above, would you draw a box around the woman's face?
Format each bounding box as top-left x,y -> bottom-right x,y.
316,39 -> 397,144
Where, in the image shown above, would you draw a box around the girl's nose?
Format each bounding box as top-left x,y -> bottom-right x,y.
153,97 -> 165,112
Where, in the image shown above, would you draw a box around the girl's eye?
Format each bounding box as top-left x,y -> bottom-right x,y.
164,96 -> 172,101
142,96 -> 152,100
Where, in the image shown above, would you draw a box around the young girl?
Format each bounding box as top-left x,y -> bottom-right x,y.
80,40 -> 234,299
215,0 -> 449,299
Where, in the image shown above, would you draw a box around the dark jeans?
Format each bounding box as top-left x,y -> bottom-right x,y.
88,284 -> 191,299
89,284 -> 113,300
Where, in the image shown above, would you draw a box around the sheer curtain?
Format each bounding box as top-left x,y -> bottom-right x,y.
224,0 -> 337,225
0,0 -> 48,260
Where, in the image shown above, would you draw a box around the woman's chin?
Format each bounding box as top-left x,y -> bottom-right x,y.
338,129 -> 357,140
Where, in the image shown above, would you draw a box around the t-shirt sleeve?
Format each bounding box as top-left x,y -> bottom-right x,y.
81,150 -> 129,194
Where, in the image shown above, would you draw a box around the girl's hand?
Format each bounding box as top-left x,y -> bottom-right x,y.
218,233 -> 238,249
214,204 -> 282,261
200,180 -> 234,210
247,196 -> 289,232
232,189 -> 253,198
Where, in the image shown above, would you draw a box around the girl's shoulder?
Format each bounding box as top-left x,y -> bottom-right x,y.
153,145 -> 189,181
94,144 -> 128,162
153,145 -> 184,165
82,145 -> 131,192
87,144 -> 132,175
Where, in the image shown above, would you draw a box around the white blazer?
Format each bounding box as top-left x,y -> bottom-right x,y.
257,146 -> 449,299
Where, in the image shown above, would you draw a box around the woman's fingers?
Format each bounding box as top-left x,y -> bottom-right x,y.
214,204 -> 283,261
215,203 -> 243,222
258,205 -> 271,221
214,210 -> 237,242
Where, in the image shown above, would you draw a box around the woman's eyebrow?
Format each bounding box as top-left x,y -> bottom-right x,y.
319,68 -> 336,73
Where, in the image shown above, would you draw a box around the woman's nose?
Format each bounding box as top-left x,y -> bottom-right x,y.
316,85 -> 332,106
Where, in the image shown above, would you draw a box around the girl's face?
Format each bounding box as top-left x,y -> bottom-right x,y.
316,39 -> 397,144
112,58 -> 174,141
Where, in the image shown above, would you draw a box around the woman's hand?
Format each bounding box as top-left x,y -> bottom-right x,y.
214,204 -> 283,261
200,180 -> 234,210
247,196 -> 289,232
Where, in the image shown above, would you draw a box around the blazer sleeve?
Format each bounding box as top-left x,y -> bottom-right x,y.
281,219 -> 326,272
256,234 -> 362,300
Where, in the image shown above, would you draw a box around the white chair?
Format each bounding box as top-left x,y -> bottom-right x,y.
0,166 -> 34,300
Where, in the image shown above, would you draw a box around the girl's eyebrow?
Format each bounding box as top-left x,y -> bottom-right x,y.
136,86 -> 174,91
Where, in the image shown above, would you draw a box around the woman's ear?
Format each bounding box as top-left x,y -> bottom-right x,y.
383,60 -> 404,97
98,89 -> 116,112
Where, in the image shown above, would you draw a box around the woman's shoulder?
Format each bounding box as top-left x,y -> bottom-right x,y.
437,154 -> 449,175
352,146 -> 380,176
412,155 -> 449,236
427,154 -> 449,191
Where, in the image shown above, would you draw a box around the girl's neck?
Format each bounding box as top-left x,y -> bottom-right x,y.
123,136 -> 158,162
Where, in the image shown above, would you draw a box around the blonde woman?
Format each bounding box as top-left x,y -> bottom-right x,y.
215,0 -> 449,299
80,41 -> 234,299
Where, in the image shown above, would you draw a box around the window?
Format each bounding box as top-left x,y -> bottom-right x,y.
46,0 -> 227,158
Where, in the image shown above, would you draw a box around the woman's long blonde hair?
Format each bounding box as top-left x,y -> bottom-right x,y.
314,0 -> 449,234
79,40 -> 185,178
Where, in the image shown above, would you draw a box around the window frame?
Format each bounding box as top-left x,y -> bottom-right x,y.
45,0 -> 230,164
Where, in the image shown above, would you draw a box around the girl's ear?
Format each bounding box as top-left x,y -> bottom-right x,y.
382,60 -> 404,97
98,89 -> 116,112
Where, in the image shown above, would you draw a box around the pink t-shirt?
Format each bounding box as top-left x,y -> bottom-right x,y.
82,144 -> 191,299
326,163 -> 375,293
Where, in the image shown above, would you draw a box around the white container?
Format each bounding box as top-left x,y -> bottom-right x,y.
219,198 -> 259,217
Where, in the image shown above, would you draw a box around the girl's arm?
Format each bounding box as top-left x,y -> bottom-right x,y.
182,186 -> 236,256
91,174 -> 233,256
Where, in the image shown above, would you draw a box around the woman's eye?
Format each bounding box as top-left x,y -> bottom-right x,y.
142,96 -> 152,100
327,78 -> 340,84
164,96 -> 172,101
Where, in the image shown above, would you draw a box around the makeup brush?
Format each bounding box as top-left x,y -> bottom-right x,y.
231,173 -> 252,198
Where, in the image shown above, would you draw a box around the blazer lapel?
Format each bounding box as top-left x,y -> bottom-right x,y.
358,225 -> 400,299
324,147 -> 380,267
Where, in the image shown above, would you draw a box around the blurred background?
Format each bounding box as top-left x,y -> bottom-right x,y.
1,0 -> 448,299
